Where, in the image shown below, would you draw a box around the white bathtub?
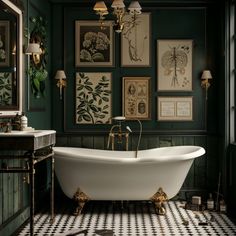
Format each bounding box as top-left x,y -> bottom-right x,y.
54,146 -> 205,201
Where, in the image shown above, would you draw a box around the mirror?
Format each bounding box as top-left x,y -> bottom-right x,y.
0,0 -> 22,117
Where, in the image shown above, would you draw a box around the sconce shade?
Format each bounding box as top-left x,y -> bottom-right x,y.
94,0 -> 142,33
201,70 -> 213,80
55,70 -> 66,80
128,1 -> 142,14
25,43 -> 41,55
93,1 -> 108,11
111,0 -> 125,9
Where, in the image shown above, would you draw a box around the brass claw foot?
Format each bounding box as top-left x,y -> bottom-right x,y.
73,188 -> 90,215
150,187 -> 168,215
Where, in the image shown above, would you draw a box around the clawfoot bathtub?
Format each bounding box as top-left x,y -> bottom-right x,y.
54,146 -> 205,214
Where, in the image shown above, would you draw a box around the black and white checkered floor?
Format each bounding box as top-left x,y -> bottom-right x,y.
17,200 -> 236,236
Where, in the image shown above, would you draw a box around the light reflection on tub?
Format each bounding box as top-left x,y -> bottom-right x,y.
54,146 -> 205,201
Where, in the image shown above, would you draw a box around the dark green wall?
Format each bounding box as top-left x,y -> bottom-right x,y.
25,0 -> 52,129
52,5 -> 213,133
51,0 -> 221,199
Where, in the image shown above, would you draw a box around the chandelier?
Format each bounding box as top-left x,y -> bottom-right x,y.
93,0 -> 142,33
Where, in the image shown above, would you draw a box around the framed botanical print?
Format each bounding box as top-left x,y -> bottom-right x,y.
157,39 -> 193,91
123,77 -> 151,120
75,72 -> 112,124
75,21 -> 114,67
121,13 -> 151,67
0,21 -> 10,67
0,72 -> 12,106
157,96 -> 193,121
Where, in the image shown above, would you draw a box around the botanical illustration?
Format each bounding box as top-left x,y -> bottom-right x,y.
75,21 -> 114,67
0,21 -> 9,67
157,40 -> 193,91
121,13 -> 150,67
0,72 -> 12,106
76,72 -> 112,124
123,77 -> 150,119
158,96 -> 193,121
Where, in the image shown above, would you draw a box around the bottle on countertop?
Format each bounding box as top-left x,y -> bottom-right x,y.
12,112 -> 21,130
20,112 -> 28,131
207,193 -> 214,210
219,200 -> 227,213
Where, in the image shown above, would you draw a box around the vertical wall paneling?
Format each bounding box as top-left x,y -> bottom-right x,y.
182,137 -> 195,189
194,136 -> 207,189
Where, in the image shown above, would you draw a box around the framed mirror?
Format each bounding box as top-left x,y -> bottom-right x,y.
0,0 -> 23,117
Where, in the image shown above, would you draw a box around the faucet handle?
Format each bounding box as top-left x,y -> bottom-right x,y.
126,126 -> 132,133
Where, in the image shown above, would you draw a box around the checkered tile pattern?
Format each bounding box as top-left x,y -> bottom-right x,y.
17,201 -> 236,235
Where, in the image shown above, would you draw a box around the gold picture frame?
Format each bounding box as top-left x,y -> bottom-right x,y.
157,39 -> 193,91
123,77 -> 151,120
157,96 -> 193,121
75,21 -> 114,67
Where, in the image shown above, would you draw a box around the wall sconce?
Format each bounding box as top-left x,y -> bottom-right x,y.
55,70 -> 67,100
93,0 -> 142,33
201,70 -> 213,100
25,43 -> 41,55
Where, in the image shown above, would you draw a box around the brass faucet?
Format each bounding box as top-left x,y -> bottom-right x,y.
107,117 -> 142,157
107,123 -> 130,151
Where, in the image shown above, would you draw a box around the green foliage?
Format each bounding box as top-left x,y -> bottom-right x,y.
27,16 -> 48,99
0,72 -> 12,105
27,67 -> 48,98
76,73 -> 111,124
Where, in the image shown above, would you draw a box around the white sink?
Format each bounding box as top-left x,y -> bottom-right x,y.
0,130 -> 56,137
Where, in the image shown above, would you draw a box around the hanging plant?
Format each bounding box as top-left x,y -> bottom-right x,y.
27,16 -> 48,98
27,67 -> 48,98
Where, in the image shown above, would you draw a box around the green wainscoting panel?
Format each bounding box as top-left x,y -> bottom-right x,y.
68,136 -> 82,147
0,151 -> 29,235
0,207 -> 29,236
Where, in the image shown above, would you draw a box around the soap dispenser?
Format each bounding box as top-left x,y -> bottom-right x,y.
20,112 -> 28,131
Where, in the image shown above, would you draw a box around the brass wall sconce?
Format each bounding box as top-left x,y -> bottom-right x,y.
201,70 -> 213,100
55,70 -> 67,100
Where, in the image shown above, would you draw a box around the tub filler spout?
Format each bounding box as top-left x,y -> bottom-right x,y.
107,116 -> 142,157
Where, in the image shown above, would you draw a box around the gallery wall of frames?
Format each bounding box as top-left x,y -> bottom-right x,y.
51,4 -> 219,134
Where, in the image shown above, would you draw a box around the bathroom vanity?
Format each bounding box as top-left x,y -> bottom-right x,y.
0,130 -> 56,236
